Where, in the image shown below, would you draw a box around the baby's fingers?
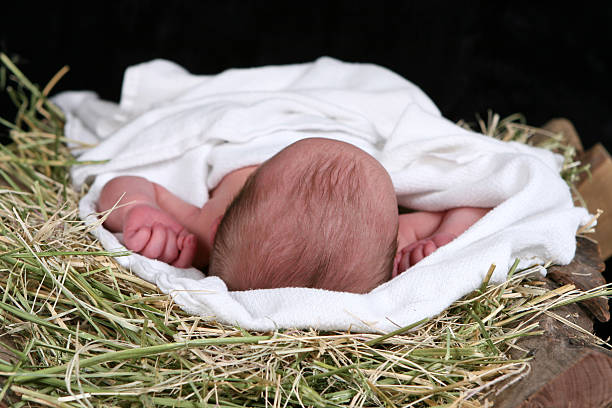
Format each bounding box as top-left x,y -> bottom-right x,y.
124,226 -> 152,253
141,223 -> 167,259
158,228 -> 179,264
173,232 -> 197,268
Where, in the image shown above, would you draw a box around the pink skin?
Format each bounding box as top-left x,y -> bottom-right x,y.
98,166 -> 257,268
391,207 -> 491,277
123,204 -> 197,268
393,232 -> 456,276
97,138 -> 490,275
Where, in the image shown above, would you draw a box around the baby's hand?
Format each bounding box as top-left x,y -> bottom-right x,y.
122,204 -> 197,268
397,232 -> 456,272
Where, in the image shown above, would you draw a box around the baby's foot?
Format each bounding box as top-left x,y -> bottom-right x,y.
397,232 -> 456,272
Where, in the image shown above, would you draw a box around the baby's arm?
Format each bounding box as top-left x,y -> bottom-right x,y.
395,207 -> 491,273
98,176 -> 200,267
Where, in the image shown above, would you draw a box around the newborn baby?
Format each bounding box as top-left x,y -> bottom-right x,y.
98,138 -> 489,293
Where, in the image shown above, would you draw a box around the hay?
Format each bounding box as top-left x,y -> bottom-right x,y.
0,54 -> 609,407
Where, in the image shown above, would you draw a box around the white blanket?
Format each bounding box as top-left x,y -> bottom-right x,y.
53,57 -> 589,333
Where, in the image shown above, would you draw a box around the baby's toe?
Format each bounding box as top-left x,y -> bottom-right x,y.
423,240 -> 436,257
410,244 -> 425,266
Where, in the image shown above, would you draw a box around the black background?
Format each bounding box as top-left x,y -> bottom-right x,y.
1,1 -> 610,338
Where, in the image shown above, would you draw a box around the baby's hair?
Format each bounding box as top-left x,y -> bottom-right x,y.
208,146 -> 398,293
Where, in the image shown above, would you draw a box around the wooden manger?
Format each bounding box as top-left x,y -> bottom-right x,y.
492,119 -> 612,407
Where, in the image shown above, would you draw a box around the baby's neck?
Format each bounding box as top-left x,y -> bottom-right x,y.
210,165 -> 258,202
188,166 -> 259,268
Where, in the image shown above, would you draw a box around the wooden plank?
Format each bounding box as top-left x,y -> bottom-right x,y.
518,350 -> 612,408
541,118 -> 584,153
577,143 -> 612,260
493,292 -> 611,408
540,119 -> 612,260
493,237 -> 611,408
547,236 -> 609,322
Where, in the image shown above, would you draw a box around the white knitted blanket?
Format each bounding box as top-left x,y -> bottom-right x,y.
53,57 -> 589,332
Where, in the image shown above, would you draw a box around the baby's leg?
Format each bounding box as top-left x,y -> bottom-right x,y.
394,207 -> 490,274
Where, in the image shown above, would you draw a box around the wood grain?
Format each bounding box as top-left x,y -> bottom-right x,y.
493,237 -> 611,408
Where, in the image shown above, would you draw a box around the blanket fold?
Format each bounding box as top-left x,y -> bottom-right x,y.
53,57 -> 589,332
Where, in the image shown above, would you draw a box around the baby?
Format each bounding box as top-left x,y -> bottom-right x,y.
98,138 -> 490,293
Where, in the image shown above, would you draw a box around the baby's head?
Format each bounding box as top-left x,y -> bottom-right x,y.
208,138 -> 398,293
